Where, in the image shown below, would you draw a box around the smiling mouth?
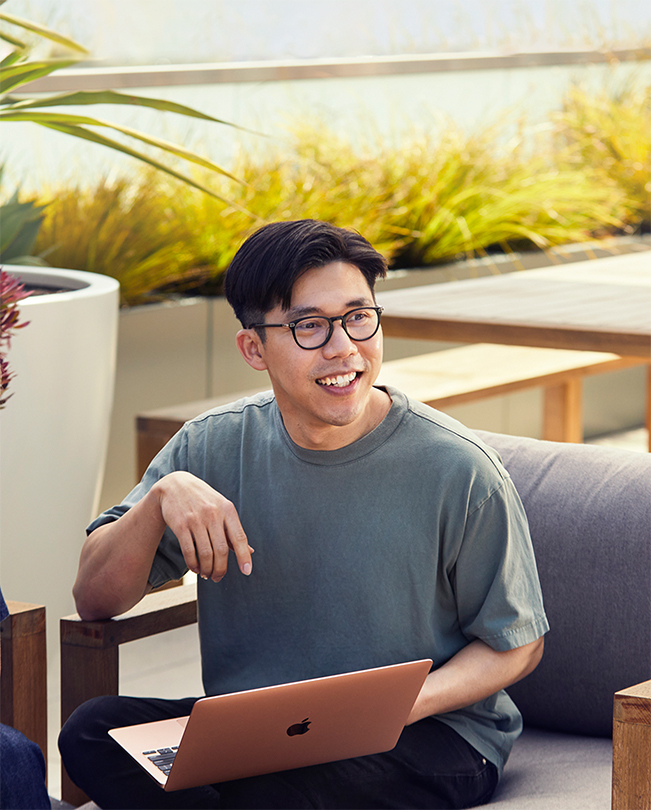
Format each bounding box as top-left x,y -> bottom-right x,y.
316,371 -> 359,388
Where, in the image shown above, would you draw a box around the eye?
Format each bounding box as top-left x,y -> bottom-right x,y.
295,318 -> 325,333
348,309 -> 371,323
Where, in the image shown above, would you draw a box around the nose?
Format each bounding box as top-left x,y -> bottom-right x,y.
322,318 -> 357,358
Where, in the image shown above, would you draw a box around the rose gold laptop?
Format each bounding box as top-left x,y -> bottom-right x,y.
109,658 -> 432,792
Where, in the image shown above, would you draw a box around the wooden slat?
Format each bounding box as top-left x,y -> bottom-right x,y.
377,345 -> 640,406
61,584 -> 198,649
613,680 -> 651,810
60,643 -> 119,807
59,584 -> 197,805
135,347 -> 649,477
614,680 -> 651,724
377,252 -> 651,358
381,314 -> 651,357
0,602 -> 48,770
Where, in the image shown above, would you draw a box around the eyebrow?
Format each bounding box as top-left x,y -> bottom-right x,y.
284,298 -> 374,320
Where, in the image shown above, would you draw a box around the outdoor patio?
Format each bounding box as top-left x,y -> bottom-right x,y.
1,1 -> 650,807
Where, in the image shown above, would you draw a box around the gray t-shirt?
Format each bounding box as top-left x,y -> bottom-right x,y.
89,387 -> 548,774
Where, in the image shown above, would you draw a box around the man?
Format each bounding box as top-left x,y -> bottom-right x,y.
59,220 -> 548,809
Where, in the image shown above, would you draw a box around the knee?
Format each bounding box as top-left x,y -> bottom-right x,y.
59,695 -> 123,765
0,723 -> 50,809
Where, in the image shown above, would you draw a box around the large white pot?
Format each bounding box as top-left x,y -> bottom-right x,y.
0,267 -> 119,632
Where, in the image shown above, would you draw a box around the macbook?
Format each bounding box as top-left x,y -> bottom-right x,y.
109,658 -> 432,792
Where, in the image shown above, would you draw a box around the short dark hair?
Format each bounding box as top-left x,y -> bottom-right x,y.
224,220 -> 387,329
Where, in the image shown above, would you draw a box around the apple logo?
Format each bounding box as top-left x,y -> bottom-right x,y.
286,718 -> 311,737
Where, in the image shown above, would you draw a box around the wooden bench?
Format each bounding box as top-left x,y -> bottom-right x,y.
0,601 -> 48,771
613,680 -> 651,808
60,586 -> 198,805
136,344 -> 648,476
377,344 -> 648,446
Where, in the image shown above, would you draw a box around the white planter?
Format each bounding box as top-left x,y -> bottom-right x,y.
0,267 -> 119,629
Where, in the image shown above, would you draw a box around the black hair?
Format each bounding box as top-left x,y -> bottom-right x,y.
223,220 -> 387,329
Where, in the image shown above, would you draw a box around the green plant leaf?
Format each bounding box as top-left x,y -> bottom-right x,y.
2,254 -> 48,266
7,89 -> 253,131
2,216 -> 44,258
33,120 -> 257,212
0,57 -> 81,94
0,199 -> 46,251
0,31 -> 26,50
0,50 -> 23,69
0,108 -> 244,183
0,11 -> 88,53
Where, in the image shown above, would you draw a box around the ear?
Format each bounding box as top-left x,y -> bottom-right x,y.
236,329 -> 268,371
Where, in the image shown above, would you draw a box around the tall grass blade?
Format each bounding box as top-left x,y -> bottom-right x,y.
0,11 -> 88,53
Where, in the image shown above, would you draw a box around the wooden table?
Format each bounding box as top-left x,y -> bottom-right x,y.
377,250 -> 651,449
377,251 -> 651,358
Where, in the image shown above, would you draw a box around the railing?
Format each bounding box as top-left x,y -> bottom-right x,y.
23,46 -> 651,92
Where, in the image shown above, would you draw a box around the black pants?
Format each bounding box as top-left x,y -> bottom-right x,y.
59,695 -> 498,809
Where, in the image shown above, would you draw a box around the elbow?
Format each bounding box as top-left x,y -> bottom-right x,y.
521,636 -> 545,680
73,582 -> 111,622
531,635 -> 545,669
73,574 -> 150,621
73,571 -> 122,621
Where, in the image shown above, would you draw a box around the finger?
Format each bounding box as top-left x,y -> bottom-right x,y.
207,529 -> 230,583
223,504 -> 253,577
191,526 -> 218,580
176,527 -> 200,576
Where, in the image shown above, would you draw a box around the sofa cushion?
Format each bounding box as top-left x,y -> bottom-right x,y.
476,431 -> 651,736
490,727 -> 612,808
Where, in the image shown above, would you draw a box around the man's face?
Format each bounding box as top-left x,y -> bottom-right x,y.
239,261 -> 388,450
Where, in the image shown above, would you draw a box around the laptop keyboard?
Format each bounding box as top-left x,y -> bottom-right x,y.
143,746 -> 179,776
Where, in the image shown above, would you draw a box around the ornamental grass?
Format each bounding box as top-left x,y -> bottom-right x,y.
30,79 -> 648,306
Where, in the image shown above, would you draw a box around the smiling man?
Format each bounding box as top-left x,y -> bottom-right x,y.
59,220 -> 548,809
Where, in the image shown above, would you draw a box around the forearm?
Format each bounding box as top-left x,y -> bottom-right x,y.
73,485 -> 167,620
73,471 -> 253,620
407,636 -> 544,724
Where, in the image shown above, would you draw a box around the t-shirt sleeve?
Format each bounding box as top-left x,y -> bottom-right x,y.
86,427 -> 190,588
452,473 -> 549,651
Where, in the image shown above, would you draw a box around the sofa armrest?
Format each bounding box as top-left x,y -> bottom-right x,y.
60,583 -> 197,805
613,679 -> 651,810
0,601 -> 48,767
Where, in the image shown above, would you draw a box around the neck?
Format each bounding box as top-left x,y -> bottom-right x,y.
283,386 -> 392,451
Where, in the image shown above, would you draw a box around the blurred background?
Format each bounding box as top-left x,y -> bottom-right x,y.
3,0 -> 651,189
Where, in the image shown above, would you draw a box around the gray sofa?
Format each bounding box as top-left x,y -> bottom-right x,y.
475,431 -> 651,809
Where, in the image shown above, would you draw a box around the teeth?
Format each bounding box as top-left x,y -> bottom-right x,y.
317,372 -> 357,387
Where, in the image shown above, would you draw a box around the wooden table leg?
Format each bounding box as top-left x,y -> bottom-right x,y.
60,629 -> 119,806
0,603 -> 47,771
613,680 -> 651,809
543,379 -> 583,443
59,587 -> 197,805
645,364 -> 650,453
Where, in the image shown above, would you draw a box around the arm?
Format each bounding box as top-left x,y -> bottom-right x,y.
407,636 -> 544,724
73,471 -> 253,621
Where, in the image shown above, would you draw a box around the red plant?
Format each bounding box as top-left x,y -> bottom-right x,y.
0,269 -> 32,408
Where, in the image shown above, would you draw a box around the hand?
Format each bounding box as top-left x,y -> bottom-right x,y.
153,471 -> 253,582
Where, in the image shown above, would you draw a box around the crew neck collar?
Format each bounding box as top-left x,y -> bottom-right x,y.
274,386 -> 407,465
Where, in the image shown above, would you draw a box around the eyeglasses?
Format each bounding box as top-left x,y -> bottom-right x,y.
248,306 -> 384,350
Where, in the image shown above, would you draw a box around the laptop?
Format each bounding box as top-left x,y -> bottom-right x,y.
109,658 -> 432,792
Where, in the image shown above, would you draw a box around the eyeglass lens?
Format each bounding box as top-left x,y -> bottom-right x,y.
293,308 -> 380,349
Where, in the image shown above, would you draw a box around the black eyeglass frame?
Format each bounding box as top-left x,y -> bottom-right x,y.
248,306 -> 384,350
